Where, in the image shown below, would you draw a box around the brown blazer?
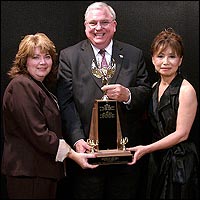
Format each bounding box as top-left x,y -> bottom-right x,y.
1,74 -> 64,180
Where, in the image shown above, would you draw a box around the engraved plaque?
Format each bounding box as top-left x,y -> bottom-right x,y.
87,58 -> 133,165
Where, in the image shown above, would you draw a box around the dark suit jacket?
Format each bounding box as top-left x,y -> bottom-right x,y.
57,39 -> 151,148
1,74 -> 64,180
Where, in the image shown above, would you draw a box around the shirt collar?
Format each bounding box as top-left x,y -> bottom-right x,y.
91,40 -> 113,56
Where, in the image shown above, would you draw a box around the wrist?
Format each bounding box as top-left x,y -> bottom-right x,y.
66,146 -> 72,158
123,88 -> 131,104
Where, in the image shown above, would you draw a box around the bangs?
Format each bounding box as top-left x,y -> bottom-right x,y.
153,40 -> 182,57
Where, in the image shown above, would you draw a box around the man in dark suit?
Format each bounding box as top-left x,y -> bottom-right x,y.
56,2 -> 151,199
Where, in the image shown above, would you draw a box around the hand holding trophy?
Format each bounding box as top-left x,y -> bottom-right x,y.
88,56 -> 132,165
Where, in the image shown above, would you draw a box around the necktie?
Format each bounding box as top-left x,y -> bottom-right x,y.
99,49 -> 108,67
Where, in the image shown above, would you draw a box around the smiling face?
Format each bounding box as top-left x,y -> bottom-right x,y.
26,47 -> 52,81
84,6 -> 117,49
152,46 -> 183,78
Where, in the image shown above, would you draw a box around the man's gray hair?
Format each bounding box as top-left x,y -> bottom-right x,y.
84,2 -> 116,21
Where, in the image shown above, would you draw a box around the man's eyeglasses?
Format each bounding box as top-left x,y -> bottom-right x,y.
86,20 -> 114,29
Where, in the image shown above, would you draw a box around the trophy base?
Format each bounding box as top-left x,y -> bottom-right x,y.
88,149 -> 133,165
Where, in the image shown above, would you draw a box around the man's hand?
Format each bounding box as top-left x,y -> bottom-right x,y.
75,139 -> 91,153
101,84 -> 130,102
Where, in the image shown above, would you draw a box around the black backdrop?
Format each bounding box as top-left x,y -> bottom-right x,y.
1,1 -> 199,198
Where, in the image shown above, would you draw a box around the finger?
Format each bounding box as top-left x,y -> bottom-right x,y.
101,84 -> 115,90
86,153 -> 96,158
90,164 -> 99,168
127,161 -> 134,165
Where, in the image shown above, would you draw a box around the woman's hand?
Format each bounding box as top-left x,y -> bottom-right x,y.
68,149 -> 99,169
126,145 -> 148,165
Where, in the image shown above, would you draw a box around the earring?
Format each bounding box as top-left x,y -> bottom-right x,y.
178,67 -> 181,74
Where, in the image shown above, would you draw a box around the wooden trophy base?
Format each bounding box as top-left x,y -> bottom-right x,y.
88,149 -> 133,165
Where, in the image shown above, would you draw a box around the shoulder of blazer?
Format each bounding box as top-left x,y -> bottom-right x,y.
60,39 -> 90,54
113,40 -> 142,52
80,39 -> 93,51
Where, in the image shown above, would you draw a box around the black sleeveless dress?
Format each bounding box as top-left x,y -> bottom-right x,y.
147,74 -> 199,199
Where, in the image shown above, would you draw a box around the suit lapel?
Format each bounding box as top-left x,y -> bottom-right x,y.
110,42 -> 123,84
81,40 -> 103,88
80,40 -> 124,88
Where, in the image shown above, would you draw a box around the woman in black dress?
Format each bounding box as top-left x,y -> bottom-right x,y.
127,28 -> 199,199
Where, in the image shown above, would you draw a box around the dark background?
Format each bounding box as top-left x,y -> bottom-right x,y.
1,1 -> 199,198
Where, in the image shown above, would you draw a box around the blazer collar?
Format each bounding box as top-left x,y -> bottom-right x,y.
155,74 -> 183,111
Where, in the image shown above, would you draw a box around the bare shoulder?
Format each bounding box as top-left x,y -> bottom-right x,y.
181,79 -> 196,95
180,79 -> 197,103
